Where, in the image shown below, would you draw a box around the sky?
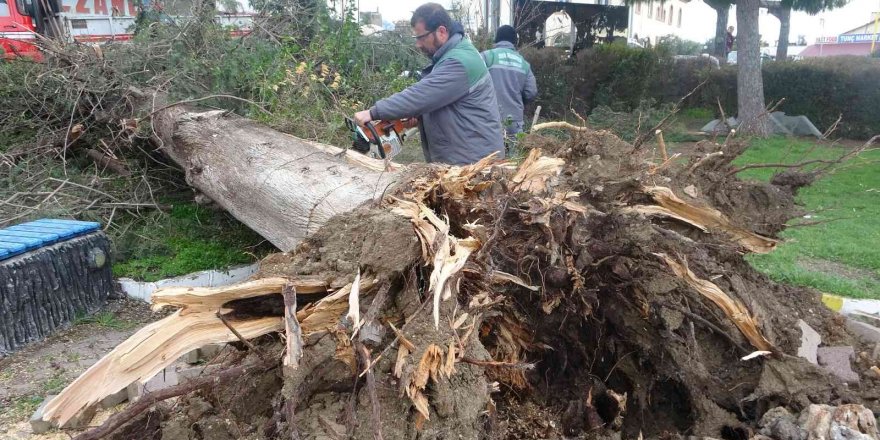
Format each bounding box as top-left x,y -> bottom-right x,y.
353,0 -> 878,45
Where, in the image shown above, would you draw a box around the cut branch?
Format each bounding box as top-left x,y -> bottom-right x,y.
530,121 -> 588,133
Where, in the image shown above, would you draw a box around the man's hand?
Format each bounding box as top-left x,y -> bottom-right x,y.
403,117 -> 419,129
354,110 -> 373,126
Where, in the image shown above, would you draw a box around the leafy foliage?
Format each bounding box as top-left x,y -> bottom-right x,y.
0,0 -> 424,279
655,35 -> 705,56
522,43 -> 713,120
525,42 -> 879,139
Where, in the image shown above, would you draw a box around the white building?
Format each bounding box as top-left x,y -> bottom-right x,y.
490,0 -> 707,47
628,0 -> 691,46
543,10 -> 573,47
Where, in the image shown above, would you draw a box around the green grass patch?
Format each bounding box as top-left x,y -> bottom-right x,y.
2,395 -> 44,421
678,107 -> 714,121
112,203 -> 272,282
43,375 -> 66,394
734,137 -> 880,299
74,311 -> 135,330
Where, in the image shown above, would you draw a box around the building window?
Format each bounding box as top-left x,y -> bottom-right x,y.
656,6 -> 662,21
668,5 -> 673,24
677,9 -> 682,27
635,3 -> 640,14
647,2 -> 653,18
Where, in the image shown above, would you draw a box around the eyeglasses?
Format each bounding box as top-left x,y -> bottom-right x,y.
413,29 -> 436,40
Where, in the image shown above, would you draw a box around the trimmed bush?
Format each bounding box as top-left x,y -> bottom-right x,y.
523,45 -> 662,118
524,44 -> 880,139
703,57 -> 880,139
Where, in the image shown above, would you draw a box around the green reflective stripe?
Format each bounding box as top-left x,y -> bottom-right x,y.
484,48 -> 529,74
488,64 -> 526,73
469,73 -> 492,94
439,38 -> 489,87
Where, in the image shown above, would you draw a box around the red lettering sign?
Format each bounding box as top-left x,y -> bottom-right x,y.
94,0 -> 107,15
75,0 -> 90,14
127,0 -> 136,16
110,0 -> 124,15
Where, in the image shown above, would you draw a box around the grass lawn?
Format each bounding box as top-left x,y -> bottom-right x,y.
733,136 -> 880,299
111,203 -> 273,282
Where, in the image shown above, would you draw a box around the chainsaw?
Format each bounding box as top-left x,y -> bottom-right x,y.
344,118 -> 409,160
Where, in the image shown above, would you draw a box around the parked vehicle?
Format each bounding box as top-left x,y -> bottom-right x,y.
1,0 -> 253,59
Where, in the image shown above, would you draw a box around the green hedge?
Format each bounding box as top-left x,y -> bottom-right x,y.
523,45 -> 880,139
522,44 -> 711,118
702,57 -> 880,139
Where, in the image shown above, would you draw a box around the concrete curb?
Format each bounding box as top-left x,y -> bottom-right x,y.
821,293 -> 880,315
117,263 -> 260,303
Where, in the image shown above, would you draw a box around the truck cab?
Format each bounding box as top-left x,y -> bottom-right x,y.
0,0 -> 39,58
2,0 -> 253,60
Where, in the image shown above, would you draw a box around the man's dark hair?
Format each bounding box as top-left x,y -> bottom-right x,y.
495,25 -> 517,45
410,3 -> 452,31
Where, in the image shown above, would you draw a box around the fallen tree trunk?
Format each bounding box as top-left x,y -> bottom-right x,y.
152,105 -> 401,251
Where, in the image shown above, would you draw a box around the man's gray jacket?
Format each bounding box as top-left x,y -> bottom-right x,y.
481,41 -> 538,135
369,31 -> 504,165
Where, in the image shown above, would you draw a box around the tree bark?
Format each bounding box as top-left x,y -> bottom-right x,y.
152,106 -> 400,252
736,0 -> 771,136
705,0 -> 730,61
769,5 -> 792,61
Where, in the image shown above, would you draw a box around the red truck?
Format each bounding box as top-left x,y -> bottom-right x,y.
1,0 -> 253,59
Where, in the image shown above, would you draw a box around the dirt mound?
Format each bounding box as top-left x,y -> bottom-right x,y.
96,130 -> 877,440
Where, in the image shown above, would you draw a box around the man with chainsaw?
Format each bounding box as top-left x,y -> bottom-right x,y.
481,25 -> 538,139
353,3 -> 504,165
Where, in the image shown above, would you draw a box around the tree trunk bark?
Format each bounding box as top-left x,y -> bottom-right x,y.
705,0 -> 730,61
153,106 -> 400,252
770,5 -> 792,61
736,0 -> 771,136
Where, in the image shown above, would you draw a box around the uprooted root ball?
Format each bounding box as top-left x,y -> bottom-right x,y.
108,130 -> 876,440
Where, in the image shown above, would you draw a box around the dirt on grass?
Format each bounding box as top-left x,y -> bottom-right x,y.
798,258 -> 880,285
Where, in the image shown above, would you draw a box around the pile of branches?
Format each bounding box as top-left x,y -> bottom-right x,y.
0,38 -> 193,230
39,126 -> 880,439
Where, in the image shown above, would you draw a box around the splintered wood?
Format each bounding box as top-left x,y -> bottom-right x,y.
509,148 -> 565,193
392,149 -> 564,329
150,277 -> 328,311
404,344 -> 447,420
657,253 -> 774,352
42,310 -> 282,426
391,200 -> 480,329
43,141 -> 805,436
282,284 -> 303,370
632,186 -> 779,253
42,277 -> 343,426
